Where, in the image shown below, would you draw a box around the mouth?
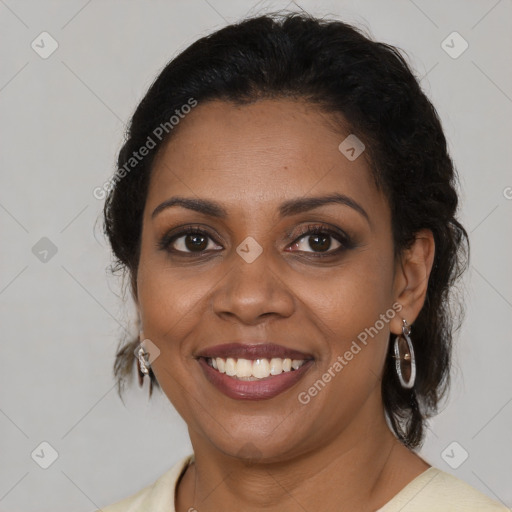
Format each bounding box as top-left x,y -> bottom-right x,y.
196,343 -> 314,400
203,355 -> 308,379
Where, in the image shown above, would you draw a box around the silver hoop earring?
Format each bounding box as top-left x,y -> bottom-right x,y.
135,331 -> 151,376
393,319 -> 416,389
137,340 -> 151,375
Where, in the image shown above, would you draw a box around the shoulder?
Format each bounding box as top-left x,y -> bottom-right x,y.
377,467 -> 509,512
96,454 -> 193,512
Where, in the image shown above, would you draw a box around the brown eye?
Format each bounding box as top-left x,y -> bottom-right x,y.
289,225 -> 349,255
180,233 -> 209,252
292,233 -> 341,253
159,227 -> 222,254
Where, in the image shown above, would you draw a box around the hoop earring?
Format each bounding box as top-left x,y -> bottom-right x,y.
137,344 -> 151,375
136,332 -> 151,377
393,319 -> 416,389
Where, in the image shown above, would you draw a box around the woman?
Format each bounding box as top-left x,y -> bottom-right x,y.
98,12 -> 507,512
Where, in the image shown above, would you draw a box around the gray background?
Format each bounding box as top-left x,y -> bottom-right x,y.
0,0 -> 511,510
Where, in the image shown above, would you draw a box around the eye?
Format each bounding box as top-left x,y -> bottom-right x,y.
158,226 -> 222,254
288,224 -> 350,256
158,223 -> 353,257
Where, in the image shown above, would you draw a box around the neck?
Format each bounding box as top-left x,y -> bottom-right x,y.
176,395 -> 428,512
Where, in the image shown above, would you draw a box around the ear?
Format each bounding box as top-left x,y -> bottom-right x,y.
390,229 -> 435,335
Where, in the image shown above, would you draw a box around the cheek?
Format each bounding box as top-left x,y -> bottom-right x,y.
137,264 -> 213,346
137,236 -> 396,351
136,263 -> 209,415
294,261 -> 396,420
298,251 -> 396,399
304,252 -> 395,335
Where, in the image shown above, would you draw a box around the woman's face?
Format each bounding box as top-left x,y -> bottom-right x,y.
136,99 -> 404,461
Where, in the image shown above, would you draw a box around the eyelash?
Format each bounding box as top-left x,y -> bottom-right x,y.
158,223 -> 353,258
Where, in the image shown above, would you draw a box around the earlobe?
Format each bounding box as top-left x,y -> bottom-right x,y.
391,229 -> 435,334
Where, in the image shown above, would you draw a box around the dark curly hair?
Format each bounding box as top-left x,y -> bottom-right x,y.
103,11 -> 469,449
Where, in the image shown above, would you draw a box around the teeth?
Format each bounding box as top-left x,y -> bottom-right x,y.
291,359 -> 303,370
252,358 -> 270,379
207,357 -> 307,379
269,358 -> 282,375
225,357 -> 237,376
236,358 -> 252,378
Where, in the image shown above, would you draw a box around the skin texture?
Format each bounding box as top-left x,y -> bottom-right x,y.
135,99 -> 435,511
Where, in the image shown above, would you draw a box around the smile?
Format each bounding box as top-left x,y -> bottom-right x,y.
206,356 -> 307,380
196,343 -> 314,400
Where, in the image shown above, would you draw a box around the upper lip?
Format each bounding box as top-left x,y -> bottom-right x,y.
196,343 -> 314,361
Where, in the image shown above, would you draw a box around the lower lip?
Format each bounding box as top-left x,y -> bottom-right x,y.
198,358 -> 314,401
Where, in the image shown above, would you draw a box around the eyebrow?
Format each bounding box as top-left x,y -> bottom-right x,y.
151,193 -> 370,224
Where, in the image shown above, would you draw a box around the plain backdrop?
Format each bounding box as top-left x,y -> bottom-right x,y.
0,1 -> 511,510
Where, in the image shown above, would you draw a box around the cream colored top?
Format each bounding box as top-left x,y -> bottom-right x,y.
98,454 -> 509,512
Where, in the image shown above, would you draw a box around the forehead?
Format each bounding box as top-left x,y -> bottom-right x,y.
147,99 -> 385,218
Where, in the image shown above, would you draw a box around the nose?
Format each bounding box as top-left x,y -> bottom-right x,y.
212,247 -> 295,326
